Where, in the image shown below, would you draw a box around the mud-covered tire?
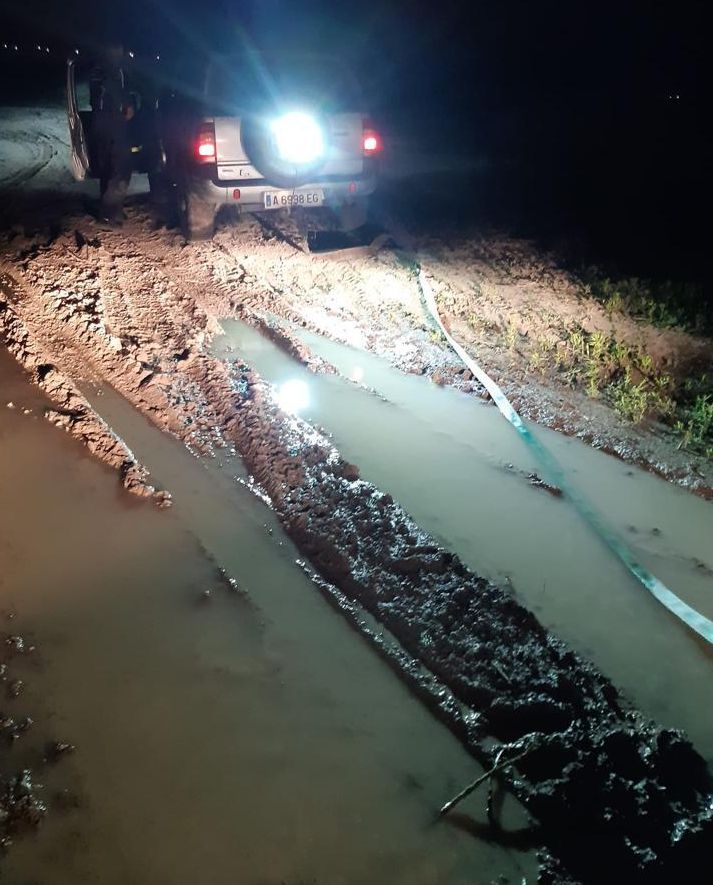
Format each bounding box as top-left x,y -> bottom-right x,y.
148,171 -> 169,206
148,171 -> 178,229
180,191 -> 216,241
337,199 -> 369,232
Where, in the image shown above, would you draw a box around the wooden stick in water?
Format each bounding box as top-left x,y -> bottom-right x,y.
438,747 -> 530,818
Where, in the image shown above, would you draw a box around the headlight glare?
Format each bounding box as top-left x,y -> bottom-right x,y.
271,112 -> 324,165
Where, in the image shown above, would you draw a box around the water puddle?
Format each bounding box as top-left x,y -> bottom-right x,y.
0,349 -> 535,884
213,320 -> 713,761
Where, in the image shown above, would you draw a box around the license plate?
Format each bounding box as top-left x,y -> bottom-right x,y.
264,190 -> 324,209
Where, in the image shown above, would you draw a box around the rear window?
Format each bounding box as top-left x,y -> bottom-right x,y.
204,53 -> 363,115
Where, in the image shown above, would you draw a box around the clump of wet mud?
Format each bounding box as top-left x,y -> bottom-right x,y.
223,363 -> 713,883
0,769 -> 46,849
1,628 -> 75,854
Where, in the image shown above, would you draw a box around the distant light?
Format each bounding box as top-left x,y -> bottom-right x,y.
275,379 -> 310,414
13,45 -> 18,51
128,50 -> 134,58
74,48 -> 80,55
156,54 -> 160,61
45,47 -> 49,53
36,45 -> 41,51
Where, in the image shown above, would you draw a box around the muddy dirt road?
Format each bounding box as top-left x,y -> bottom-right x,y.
1,106 -> 712,883
2,346 -> 536,884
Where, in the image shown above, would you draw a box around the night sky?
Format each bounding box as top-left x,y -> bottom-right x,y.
0,0 -> 706,101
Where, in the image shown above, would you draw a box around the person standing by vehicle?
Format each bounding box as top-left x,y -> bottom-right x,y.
90,43 -> 132,223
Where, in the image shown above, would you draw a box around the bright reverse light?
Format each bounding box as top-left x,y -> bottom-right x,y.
271,112 -> 324,165
276,379 -> 310,414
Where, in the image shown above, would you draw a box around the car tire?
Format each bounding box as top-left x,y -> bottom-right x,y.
337,199 -> 368,232
148,171 -> 169,205
180,190 -> 216,241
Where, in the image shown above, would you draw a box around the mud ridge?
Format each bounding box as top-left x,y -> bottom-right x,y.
247,312 -> 338,375
221,362 -> 713,884
0,270 -> 167,503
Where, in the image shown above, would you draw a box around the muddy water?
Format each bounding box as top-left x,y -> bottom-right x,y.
213,320 -> 713,762
0,350 -> 535,884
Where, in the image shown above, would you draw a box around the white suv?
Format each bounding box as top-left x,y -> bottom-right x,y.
68,51 -> 382,239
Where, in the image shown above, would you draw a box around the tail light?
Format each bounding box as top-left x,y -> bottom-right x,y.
362,124 -> 382,155
195,123 -> 216,163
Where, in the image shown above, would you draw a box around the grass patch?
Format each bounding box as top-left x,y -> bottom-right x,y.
610,370 -> 675,424
674,376 -> 713,457
531,324 -> 713,455
582,269 -> 710,335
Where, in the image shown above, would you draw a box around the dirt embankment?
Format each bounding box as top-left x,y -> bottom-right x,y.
1,210 -> 712,882
416,236 -> 713,492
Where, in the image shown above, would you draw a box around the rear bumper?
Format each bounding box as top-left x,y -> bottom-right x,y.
190,173 -> 377,209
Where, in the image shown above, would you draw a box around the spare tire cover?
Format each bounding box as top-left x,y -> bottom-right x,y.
240,112 -> 327,189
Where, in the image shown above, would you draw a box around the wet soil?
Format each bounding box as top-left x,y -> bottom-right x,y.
1,107 -> 712,882
214,318 -> 713,762
2,349 -> 534,884
211,357 -> 713,884
0,353 -> 84,854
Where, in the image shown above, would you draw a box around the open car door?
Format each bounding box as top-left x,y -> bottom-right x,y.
66,58 -> 92,181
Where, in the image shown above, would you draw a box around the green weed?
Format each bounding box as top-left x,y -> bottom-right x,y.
609,370 -> 674,423
583,269 -> 710,334
520,318 -> 711,458
675,393 -> 713,450
611,372 -> 650,422
504,322 -> 519,351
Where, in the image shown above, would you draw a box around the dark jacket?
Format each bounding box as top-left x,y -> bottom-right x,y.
89,62 -> 127,115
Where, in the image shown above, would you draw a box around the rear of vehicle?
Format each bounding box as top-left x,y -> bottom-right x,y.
175,53 -> 381,238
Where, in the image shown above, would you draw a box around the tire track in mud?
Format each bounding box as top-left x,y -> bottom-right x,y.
0,132 -> 55,190
0,268 -> 167,502
1,219 -> 713,883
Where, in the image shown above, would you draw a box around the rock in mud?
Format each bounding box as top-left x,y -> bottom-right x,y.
6,679 -> 23,699
0,769 -> 47,847
43,741 -> 76,764
527,473 -> 563,497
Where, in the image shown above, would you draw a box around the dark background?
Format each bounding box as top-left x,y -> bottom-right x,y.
0,0 -> 708,283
